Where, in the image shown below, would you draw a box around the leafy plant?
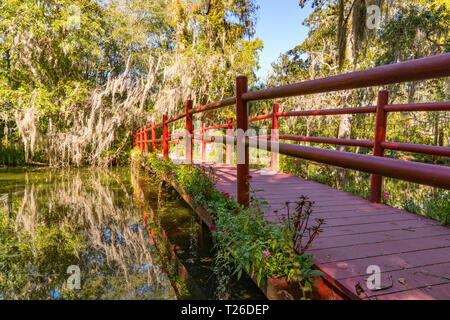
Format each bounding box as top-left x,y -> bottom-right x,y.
135,151 -> 325,298
277,196 -> 325,256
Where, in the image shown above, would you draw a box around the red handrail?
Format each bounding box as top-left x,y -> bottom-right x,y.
242,54 -> 450,101
278,106 -> 376,117
134,53 -> 450,206
279,135 -> 374,148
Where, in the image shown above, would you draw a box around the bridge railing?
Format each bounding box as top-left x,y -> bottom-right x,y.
133,53 -> 450,207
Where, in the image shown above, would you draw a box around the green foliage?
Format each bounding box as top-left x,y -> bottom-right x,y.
0,144 -> 26,166
424,191 -> 450,225
0,205 -> 87,299
402,190 -> 450,225
378,1 -> 449,64
1,0 -> 262,166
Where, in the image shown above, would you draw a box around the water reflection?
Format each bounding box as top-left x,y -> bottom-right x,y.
0,167 -> 175,299
131,167 -> 265,300
0,166 -> 265,300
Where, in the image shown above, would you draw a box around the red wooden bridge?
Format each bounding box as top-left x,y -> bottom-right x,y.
133,54 -> 450,300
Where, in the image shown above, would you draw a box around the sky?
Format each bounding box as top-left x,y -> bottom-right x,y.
254,0 -> 314,80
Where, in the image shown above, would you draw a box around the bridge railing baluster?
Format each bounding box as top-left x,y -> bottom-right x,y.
201,123 -> 207,161
186,100 -> 193,164
151,121 -> 156,152
226,118 -> 233,165
236,75 -> 249,207
139,128 -> 143,152
163,114 -> 169,158
143,125 -> 149,154
370,90 -> 389,203
271,104 -> 279,172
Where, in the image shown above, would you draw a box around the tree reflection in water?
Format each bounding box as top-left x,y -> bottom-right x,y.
0,167 -> 176,300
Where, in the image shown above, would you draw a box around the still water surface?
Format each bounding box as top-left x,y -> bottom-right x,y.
0,167 -> 264,300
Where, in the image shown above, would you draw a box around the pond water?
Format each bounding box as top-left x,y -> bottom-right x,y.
0,166 -> 264,300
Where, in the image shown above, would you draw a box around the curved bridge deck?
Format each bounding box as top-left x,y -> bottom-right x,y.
196,161 -> 450,300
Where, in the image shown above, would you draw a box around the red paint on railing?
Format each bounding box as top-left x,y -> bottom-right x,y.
370,91 -> 389,203
271,104 -> 279,172
134,54 -> 450,205
201,123 -> 206,161
236,76 -> 249,207
186,100 -> 193,164
278,106 -> 376,117
226,117 -> 233,165
163,114 -> 168,158
381,142 -> 450,157
151,122 -> 156,152
143,125 -> 149,154
279,135 -> 374,148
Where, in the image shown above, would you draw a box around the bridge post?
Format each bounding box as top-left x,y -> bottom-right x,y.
143,125 -> 149,153
226,117 -> 233,164
186,100 -> 193,164
163,114 -> 169,158
139,128 -> 143,152
236,75 -> 249,207
151,121 -> 156,152
370,90 -> 389,203
201,122 -> 206,161
271,104 -> 279,172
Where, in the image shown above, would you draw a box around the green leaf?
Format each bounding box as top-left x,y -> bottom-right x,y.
257,271 -> 262,287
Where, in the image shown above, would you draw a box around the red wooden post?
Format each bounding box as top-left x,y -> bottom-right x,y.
139,128 -> 143,152
201,122 -> 206,161
143,125 -> 149,153
186,100 -> 193,163
136,129 -> 139,150
370,90 -> 389,203
163,114 -> 169,158
226,117 -> 233,164
236,75 -> 249,207
271,104 -> 279,172
151,121 -> 156,152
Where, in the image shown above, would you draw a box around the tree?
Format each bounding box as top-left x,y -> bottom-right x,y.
0,0 -> 262,166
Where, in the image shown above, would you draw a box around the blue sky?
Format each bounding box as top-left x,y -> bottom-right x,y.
254,0 -> 314,80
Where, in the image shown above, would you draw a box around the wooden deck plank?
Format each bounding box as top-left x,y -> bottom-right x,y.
192,160 -> 450,300
338,262 -> 450,299
309,226 -> 450,249
316,247 -> 450,280
309,234 -> 450,263
371,283 -> 450,300
295,220 -> 440,238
